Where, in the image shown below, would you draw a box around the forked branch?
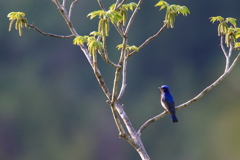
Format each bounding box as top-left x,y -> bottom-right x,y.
138,52 -> 240,135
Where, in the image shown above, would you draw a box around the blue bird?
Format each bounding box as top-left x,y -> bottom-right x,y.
158,85 -> 178,123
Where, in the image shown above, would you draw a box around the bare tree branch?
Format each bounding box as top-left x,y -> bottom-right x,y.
225,44 -> 231,72
52,0 -> 79,36
115,0 -> 127,10
101,37 -> 122,68
138,111 -> 168,135
124,0 -> 144,35
129,23 -> 167,57
117,53 -> 128,100
112,22 -> 125,38
114,0 -> 121,10
62,0 -> 66,7
220,35 -> 228,58
97,0 -> 106,11
92,67 -> 112,100
69,0 -> 79,18
111,38 -> 128,103
51,0 -> 114,101
138,52 -> 240,135
220,35 -> 232,72
27,24 -> 74,38
115,102 -> 150,160
228,42 -> 233,58
178,53 -> 240,109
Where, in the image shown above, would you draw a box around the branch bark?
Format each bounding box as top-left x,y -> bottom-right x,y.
69,0 -> 79,18
138,52 -> 240,135
129,23 -> 167,57
27,24 -> 74,38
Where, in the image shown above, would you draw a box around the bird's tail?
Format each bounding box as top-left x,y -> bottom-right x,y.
171,115 -> 178,123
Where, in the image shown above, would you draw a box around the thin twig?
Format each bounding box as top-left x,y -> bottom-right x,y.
138,53 -> 240,135
228,42 -> 233,58
111,38 -> 128,103
101,37 -> 122,68
80,45 -> 112,100
124,0 -> 144,35
51,0 -> 112,100
27,24 -> 74,38
220,35 -> 230,72
52,0 -> 79,36
114,0 -> 120,10
62,0 -> 66,7
79,45 -> 93,66
114,102 -> 138,146
112,22 -> 125,38
97,0 -> 125,37
115,0 -> 127,10
220,35 -> 228,58
92,67 -> 112,100
117,53 -> 128,100
69,0 -> 79,18
177,53 -> 240,109
138,111 -> 168,135
97,0 -> 106,11
106,101 -> 128,137
105,59 -> 122,68
129,23 -> 167,57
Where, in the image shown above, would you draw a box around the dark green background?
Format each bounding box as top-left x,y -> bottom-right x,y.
1,0 -> 240,160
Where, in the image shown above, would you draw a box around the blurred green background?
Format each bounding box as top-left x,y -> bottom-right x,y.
1,0 -> 240,160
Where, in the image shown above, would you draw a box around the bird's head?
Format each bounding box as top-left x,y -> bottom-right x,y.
158,85 -> 170,93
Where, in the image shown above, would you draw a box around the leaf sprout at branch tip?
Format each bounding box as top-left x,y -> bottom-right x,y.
155,0 -> 190,28
210,16 -> 240,49
7,12 -> 28,36
116,44 -> 138,52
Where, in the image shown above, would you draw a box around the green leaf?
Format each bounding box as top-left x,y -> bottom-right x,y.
155,2 -> 189,28
106,10 -> 123,24
178,6 -> 190,16
127,45 -> 139,52
89,31 -> 101,37
234,42 -> 240,50
116,44 -> 138,52
226,17 -> 237,27
87,10 -> 105,19
116,44 -> 124,50
87,37 -> 103,56
7,12 -> 26,20
73,36 -> 88,45
209,16 -> 224,23
235,28 -> 240,39
109,4 -> 117,10
155,0 -> 169,10
111,2 -> 138,11
124,2 -> 138,11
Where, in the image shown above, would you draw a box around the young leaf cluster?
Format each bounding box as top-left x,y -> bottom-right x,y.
7,12 -> 28,36
109,2 -> 137,26
116,44 -> 138,52
84,2 -> 138,63
87,9 -> 120,39
210,16 -> 240,48
73,35 -> 103,62
155,0 -> 190,28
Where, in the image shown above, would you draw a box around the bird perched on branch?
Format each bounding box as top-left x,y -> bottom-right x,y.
159,85 -> 178,123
